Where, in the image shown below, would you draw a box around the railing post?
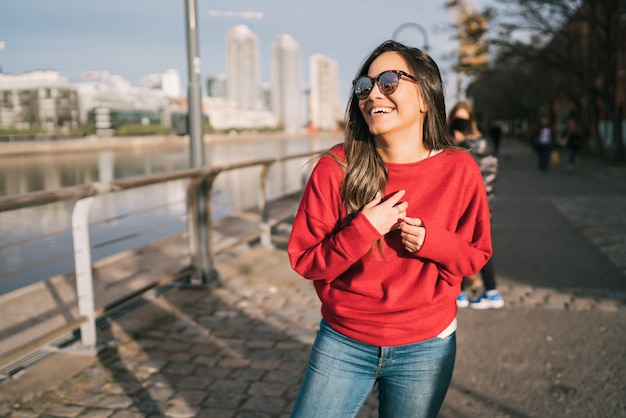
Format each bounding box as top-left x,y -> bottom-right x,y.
259,163 -> 274,248
187,173 -> 220,285
71,197 -> 97,352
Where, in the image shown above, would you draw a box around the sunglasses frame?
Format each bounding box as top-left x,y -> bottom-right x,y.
352,70 -> 418,100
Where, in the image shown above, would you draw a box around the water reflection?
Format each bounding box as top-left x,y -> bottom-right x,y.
0,136 -> 341,295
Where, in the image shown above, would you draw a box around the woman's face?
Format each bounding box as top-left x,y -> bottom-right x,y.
358,51 -> 426,138
453,108 -> 471,120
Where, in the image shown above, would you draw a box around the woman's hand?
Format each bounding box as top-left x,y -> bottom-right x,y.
399,217 -> 426,253
361,190 -> 407,235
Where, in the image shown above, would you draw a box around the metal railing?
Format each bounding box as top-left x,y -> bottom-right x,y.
0,151 -> 317,368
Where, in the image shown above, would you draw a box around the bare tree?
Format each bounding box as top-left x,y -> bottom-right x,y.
477,0 -> 625,159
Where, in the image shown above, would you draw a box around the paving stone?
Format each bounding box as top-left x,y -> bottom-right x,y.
244,340 -> 275,349
134,339 -> 162,350
127,399 -> 163,415
169,389 -> 207,406
206,380 -> 249,395
108,411 -> 145,418
164,404 -> 199,418
175,375 -> 213,390
202,392 -> 246,409
100,382 -> 142,396
523,293 -> 549,305
94,395 -> 134,409
70,393 -> 103,407
195,407 -> 235,418
594,299 -> 623,312
44,405 -> 84,417
240,396 -> 285,415
162,362 -> 197,376
137,359 -> 167,374
145,386 -> 175,401
234,411 -> 273,418
249,360 -> 281,370
79,409 -> 114,418
571,297 -> 596,311
6,413 -> 38,418
218,357 -> 251,369
247,382 -> 285,397
228,369 -> 265,382
198,367 -> 230,380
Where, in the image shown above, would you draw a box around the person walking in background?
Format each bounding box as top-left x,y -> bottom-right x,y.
534,116 -> 553,172
448,101 -> 504,310
489,122 -> 502,156
560,118 -> 583,171
287,40 -> 492,417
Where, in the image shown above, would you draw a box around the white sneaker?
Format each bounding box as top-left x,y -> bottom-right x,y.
456,291 -> 469,308
470,290 -> 504,309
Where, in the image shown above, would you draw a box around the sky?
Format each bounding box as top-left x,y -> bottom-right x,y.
0,0 -> 493,106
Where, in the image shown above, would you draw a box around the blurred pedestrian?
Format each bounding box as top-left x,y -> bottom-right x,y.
448,101 -> 504,309
560,118 -> 583,171
287,40 -> 492,417
533,116 -> 553,172
489,122 -> 502,156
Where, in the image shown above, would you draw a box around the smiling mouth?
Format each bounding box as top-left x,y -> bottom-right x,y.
370,107 -> 394,115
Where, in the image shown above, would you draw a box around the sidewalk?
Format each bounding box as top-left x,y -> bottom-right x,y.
1,138 -> 625,417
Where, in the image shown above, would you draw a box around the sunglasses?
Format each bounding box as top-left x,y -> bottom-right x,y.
352,70 -> 418,100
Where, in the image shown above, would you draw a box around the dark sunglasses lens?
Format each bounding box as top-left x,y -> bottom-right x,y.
378,71 -> 399,95
354,76 -> 373,99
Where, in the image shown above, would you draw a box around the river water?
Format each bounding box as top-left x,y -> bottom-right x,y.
0,135 -> 342,295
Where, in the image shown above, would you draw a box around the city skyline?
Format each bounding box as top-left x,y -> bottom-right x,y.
0,1 -> 495,107
271,34 -> 302,131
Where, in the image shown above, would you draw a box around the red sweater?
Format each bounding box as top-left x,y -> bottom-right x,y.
287,145 -> 492,346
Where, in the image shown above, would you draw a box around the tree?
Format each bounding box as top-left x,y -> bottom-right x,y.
474,0 -> 625,160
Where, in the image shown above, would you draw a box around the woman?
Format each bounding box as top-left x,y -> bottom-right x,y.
287,40 -> 492,418
448,101 -> 504,309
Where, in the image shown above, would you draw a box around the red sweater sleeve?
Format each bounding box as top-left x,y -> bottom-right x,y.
287,153 -> 381,282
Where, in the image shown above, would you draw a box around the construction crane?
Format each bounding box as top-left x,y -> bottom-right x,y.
446,0 -> 488,100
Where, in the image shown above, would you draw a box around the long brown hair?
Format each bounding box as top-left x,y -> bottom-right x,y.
339,40 -> 455,223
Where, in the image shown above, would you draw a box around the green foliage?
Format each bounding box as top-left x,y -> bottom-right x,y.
0,125 -> 96,141
210,126 -> 283,134
0,127 -> 40,139
114,124 -> 173,136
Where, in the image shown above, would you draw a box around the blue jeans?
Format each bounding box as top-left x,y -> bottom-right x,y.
290,320 -> 456,418
566,146 -> 577,167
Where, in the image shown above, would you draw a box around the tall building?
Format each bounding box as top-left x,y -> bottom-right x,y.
309,53 -> 341,131
226,25 -> 260,110
271,34 -> 302,132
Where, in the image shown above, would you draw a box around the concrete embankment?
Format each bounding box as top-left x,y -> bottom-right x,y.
0,132 -> 344,157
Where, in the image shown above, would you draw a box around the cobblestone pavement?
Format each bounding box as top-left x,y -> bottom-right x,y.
1,139 -> 625,417
1,243 -> 624,418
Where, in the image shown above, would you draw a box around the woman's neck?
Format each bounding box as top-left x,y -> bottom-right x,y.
375,139 -> 431,164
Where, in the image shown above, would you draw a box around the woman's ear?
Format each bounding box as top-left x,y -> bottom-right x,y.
414,91 -> 428,113
419,97 -> 428,113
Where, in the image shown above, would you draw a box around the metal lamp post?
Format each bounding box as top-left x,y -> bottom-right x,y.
185,0 -> 218,285
391,22 -> 430,52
